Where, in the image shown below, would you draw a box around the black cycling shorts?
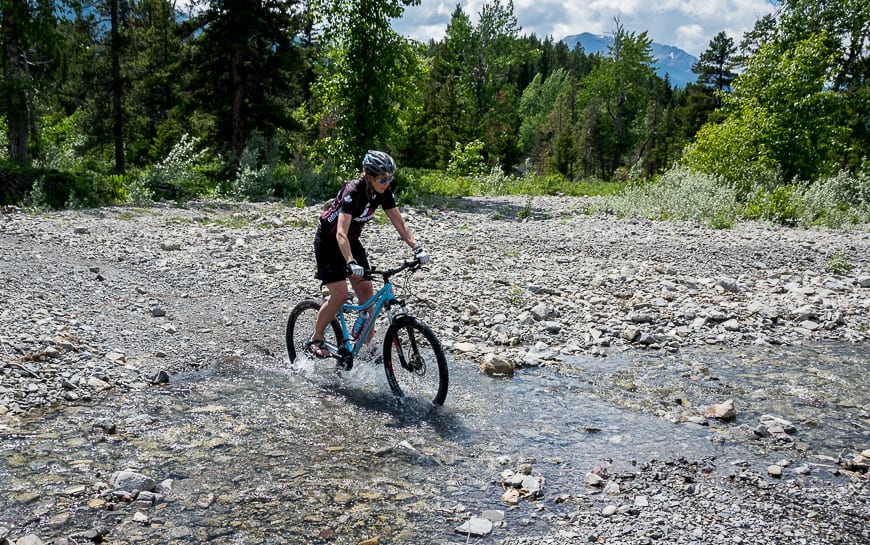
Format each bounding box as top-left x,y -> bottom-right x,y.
314,230 -> 369,284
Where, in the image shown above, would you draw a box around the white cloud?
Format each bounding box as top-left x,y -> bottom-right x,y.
676,24 -> 706,54
394,0 -> 777,56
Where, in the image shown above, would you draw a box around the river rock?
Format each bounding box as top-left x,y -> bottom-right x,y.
585,473 -> 604,487
705,399 -> 737,420
759,414 -> 796,434
501,487 -> 520,505
455,517 -> 493,537
479,353 -> 514,376
110,470 -> 156,493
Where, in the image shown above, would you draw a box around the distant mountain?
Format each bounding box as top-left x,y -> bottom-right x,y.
562,32 -> 698,88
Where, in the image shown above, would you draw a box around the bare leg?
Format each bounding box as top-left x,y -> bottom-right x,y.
313,280 -> 348,345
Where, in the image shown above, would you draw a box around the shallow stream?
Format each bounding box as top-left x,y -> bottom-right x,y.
1,341 -> 868,543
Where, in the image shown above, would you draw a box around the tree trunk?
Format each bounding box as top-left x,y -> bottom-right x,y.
2,1 -> 29,165
230,49 -> 244,159
110,0 -> 125,173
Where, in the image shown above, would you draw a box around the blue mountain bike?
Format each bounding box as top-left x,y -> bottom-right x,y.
286,258 -> 449,406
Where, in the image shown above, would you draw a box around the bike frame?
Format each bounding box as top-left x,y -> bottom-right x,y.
335,279 -> 398,359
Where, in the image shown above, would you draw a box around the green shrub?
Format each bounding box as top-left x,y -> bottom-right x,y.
681,104 -> 783,196
124,171 -> 155,206
35,110 -> 87,170
1,161 -> 123,209
599,166 -> 739,227
447,140 -> 487,177
825,249 -> 852,274
743,184 -> 804,225
800,170 -> 870,228
143,134 -> 213,201
228,130 -> 281,201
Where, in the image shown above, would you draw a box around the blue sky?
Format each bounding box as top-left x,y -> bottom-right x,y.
393,0 -> 779,57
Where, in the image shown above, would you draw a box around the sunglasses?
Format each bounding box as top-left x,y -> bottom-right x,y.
376,176 -> 393,185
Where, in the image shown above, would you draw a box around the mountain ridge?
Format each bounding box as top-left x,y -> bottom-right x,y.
562,32 -> 698,88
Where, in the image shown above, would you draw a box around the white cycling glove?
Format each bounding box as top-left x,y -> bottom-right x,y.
413,244 -> 430,264
347,259 -> 364,277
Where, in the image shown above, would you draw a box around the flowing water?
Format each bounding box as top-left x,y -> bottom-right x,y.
1,342 -> 868,544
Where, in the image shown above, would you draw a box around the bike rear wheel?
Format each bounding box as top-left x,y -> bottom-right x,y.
382,316 -> 448,406
286,299 -> 342,363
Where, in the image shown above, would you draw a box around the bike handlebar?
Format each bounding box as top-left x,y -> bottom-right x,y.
367,258 -> 423,280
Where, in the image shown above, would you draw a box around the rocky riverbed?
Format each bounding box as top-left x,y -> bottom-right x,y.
2,196 -> 869,416
1,197 -> 869,544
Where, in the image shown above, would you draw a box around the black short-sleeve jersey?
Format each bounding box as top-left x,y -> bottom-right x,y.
319,175 -> 397,240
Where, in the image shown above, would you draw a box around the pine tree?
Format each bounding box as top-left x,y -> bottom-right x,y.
692,31 -> 738,95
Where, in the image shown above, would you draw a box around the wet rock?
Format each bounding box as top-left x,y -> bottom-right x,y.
705,399 -> 737,421
479,353 -> 514,376
501,487 -> 520,505
68,527 -> 108,542
843,450 -> 870,473
622,327 -> 641,342
584,473 -> 604,487
480,509 -> 505,524
93,418 -> 117,434
603,481 -> 620,496
151,369 -> 170,384
110,470 -> 156,493
759,414 -> 796,434
455,516 -> 493,537
453,342 -> 476,353
520,475 -> 543,498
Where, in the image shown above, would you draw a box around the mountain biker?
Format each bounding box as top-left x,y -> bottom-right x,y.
307,150 -> 429,358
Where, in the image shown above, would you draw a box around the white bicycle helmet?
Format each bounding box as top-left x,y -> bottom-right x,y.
362,150 -> 396,176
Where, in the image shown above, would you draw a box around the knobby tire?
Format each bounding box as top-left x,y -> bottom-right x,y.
286,299 -> 341,363
382,316 -> 449,406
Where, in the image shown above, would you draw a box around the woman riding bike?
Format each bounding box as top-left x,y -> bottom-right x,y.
307,150 -> 429,358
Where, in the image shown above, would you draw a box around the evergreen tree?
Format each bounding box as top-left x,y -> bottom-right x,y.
123,0 -> 186,165
1,0 -> 60,164
692,31 -> 738,95
186,0 -> 307,160
575,20 -> 657,178
517,68 -> 574,174
407,5 -> 477,169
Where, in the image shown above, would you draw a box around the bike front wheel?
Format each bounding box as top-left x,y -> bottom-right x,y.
382,316 -> 449,406
286,299 -> 342,363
